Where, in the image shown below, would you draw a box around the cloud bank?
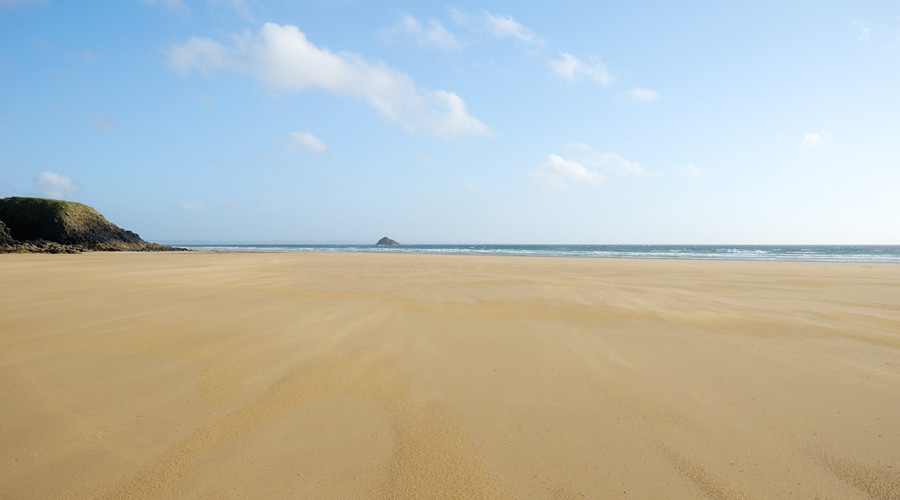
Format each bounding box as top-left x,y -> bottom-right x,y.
168,23 -> 489,140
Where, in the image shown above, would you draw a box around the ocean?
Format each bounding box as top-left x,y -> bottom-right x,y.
176,244 -> 900,264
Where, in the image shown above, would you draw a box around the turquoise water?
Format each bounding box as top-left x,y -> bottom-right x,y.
177,244 -> 900,263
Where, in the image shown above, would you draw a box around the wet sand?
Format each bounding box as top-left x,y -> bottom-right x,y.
1,252 -> 898,499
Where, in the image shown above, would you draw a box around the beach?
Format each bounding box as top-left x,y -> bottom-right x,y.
1,252 -> 898,499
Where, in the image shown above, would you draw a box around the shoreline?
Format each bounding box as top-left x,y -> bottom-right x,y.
175,244 -> 900,264
7,247 -> 900,268
2,252 -> 898,499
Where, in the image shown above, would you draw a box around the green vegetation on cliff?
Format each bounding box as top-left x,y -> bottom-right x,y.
0,197 -> 178,253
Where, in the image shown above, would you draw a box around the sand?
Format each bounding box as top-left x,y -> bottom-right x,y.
1,252 -> 898,500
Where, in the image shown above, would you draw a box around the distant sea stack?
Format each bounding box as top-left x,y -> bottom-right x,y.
0,197 -> 179,253
375,236 -> 400,246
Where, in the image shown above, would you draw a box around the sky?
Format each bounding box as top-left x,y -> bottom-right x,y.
2,1 -> 899,244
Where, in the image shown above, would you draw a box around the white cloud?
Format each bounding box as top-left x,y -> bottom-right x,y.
627,87 -> 661,102
449,9 -> 544,47
284,131 -> 328,154
549,52 -> 612,85
530,154 -> 605,189
35,171 -> 80,199
179,202 -> 207,211
168,23 -> 489,140
565,143 -> 644,176
382,14 -> 466,51
801,132 -> 825,148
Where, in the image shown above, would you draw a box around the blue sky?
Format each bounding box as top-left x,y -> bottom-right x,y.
2,1 -> 899,244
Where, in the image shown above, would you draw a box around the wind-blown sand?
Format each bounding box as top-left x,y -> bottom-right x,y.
1,252 -> 898,500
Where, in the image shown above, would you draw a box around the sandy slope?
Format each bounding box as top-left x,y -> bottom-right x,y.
1,252 -> 898,499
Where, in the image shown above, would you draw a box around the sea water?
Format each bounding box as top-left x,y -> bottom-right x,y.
176,244 -> 900,264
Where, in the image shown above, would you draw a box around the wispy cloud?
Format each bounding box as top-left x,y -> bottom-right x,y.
35,171 -> 80,199
140,0 -> 188,13
531,144 -> 649,189
80,50 -> 99,63
207,0 -> 257,23
168,23 -> 490,141
565,143 -> 644,176
284,131 -> 328,154
530,154 -> 605,189
859,27 -> 871,41
91,112 -> 117,132
259,152 -> 282,164
800,132 -> 825,148
680,163 -> 704,179
143,0 -> 259,21
549,52 -> 612,85
178,202 -> 207,211
449,9 -> 544,47
415,153 -> 438,167
382,14 -> 466,51
627,87 -> 661,102
851,20 -> 871,42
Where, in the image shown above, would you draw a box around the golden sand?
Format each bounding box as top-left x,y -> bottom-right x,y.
1,252 -> 898,499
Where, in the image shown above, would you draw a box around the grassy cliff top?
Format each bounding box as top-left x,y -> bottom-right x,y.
0,197 -> 117,242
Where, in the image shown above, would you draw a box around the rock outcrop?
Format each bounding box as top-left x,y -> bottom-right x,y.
375,236 -> 400,246
0,197 -> 179,253
0,219 -> 12,245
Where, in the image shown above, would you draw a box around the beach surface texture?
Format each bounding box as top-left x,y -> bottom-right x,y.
1,252 -> 898,499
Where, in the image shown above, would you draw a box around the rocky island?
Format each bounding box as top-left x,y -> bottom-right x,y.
0,197 -> 179,253
375,236 -> 400,246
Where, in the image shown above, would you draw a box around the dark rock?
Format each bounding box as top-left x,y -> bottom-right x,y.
0,197 -> 183,253
0,219 -> 13,246
375,236 -> 400,246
